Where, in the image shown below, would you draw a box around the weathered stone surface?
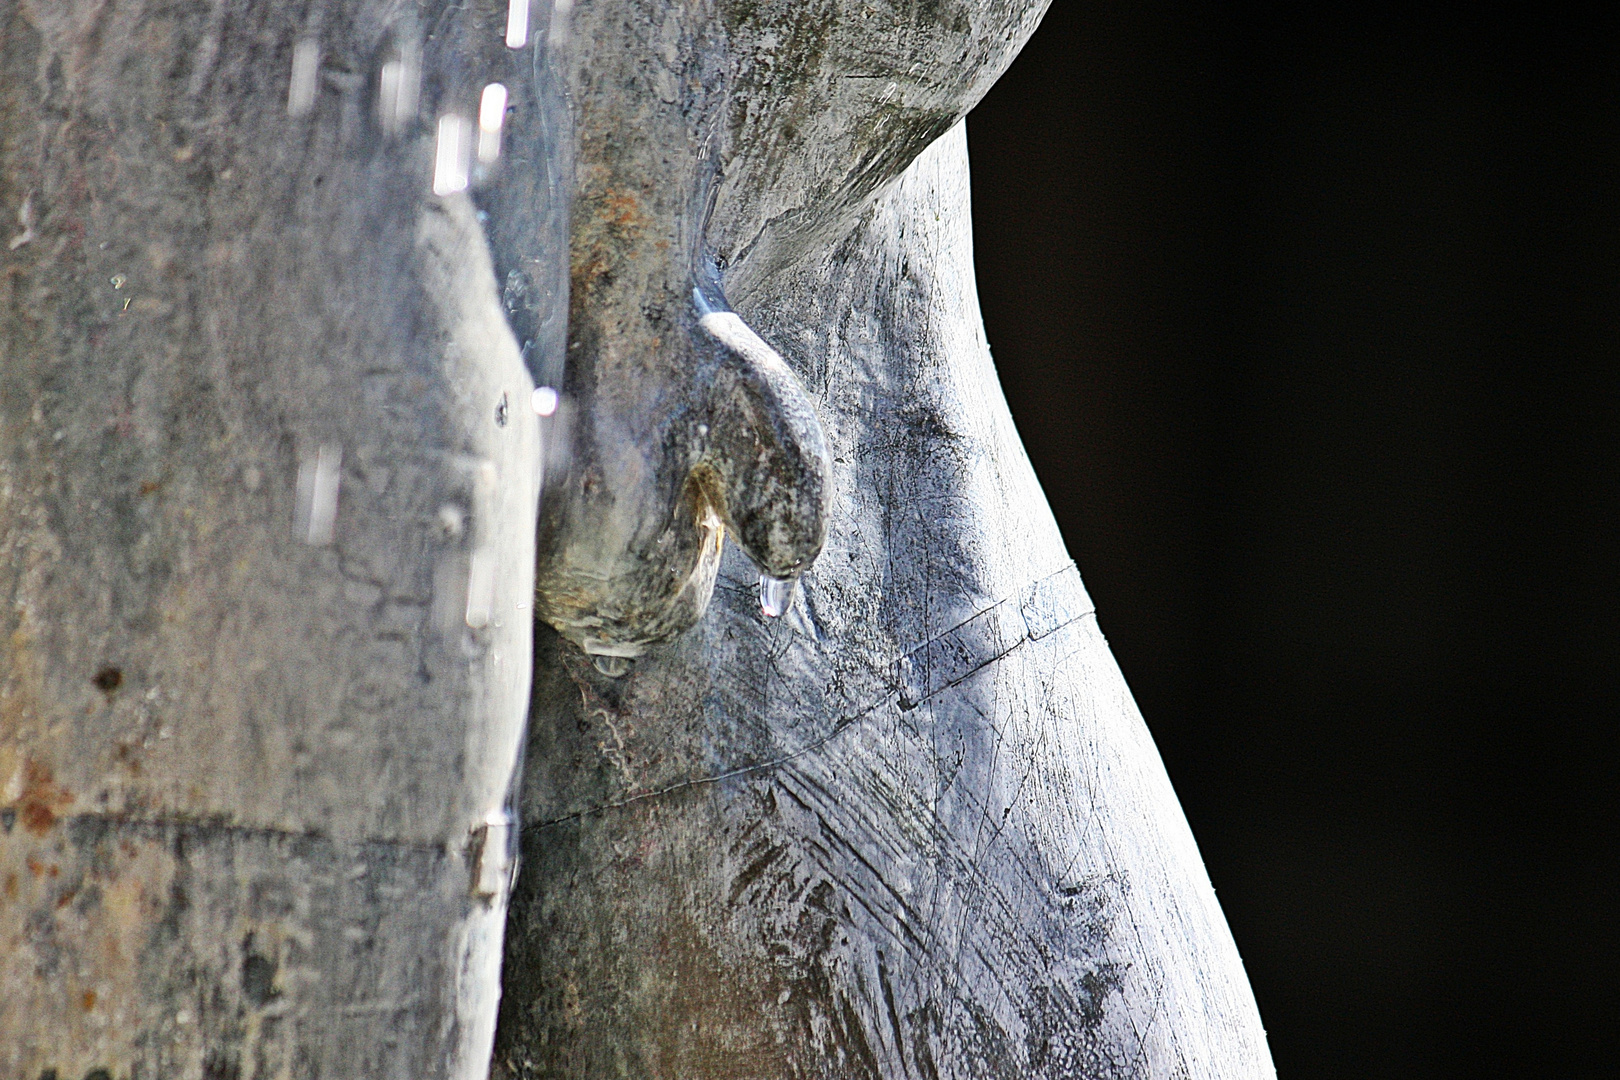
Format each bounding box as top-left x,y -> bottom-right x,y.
1,1 -> 544,1074
496,125 -> 1274,1080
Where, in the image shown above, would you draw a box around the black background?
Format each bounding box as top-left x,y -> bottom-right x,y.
967,4 -> 1618,1076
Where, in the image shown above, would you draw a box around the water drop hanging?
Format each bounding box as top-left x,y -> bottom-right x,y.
759,573 -> 796,618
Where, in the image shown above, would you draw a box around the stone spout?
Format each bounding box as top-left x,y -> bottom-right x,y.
527,0 -> 1052,670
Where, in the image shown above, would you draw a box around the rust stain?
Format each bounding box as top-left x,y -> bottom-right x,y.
23,855 -> 59,879
597,190 -> 647,236
81,988 -> 97,1011
573,184 -> 655,297
19,758 -> 73,835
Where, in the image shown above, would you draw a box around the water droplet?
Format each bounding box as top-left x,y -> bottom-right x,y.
592,654 -> 631,677
109,274 -> 126,289
8,192 -> 34,250
287,38 -> 320,117
473,812 -> 515,898
478,83 -> 508,164
531,386 -> 558,416
505,0 -> 531,48
495,391 -> 509,427
433,115 -> 472,196
759,573 -> 796,618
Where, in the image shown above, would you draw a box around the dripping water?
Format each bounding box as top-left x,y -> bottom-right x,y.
759,573 -> 796,618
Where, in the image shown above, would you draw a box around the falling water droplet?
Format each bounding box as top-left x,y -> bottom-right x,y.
287,38 -> 320,117
433,115 -> 472,196
759,573 -> 796,618
506,0 -> 531,49
592,654 -> 632,677
531,386 -> 558,416
551,0 -> 574,48
477,83 -> 508,165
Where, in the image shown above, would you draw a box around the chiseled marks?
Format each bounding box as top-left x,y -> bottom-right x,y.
524,563 -> 1086,830
895,565 -> 1089,711
495,127 -> 1272,1077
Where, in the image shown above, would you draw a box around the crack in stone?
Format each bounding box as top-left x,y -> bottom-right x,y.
535,568 -> 1091,829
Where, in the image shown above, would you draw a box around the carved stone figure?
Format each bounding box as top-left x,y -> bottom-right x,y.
0,0 -> 1272,1077
501,3 -> 1272,1074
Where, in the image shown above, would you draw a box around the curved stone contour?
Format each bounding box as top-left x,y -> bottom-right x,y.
497,127 -> 1275,1080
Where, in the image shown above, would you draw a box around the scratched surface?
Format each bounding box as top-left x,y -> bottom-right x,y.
496,127 -> 1274,1079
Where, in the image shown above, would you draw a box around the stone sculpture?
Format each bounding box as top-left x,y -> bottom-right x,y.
0,0 -> 1272,1077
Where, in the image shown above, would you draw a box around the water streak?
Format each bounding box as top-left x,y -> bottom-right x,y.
377,38 -> 421,139
434,115 -> 473,196
295,444 -> 342,546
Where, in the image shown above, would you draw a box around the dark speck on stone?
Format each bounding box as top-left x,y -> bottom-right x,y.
242,952 -> 278,1006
